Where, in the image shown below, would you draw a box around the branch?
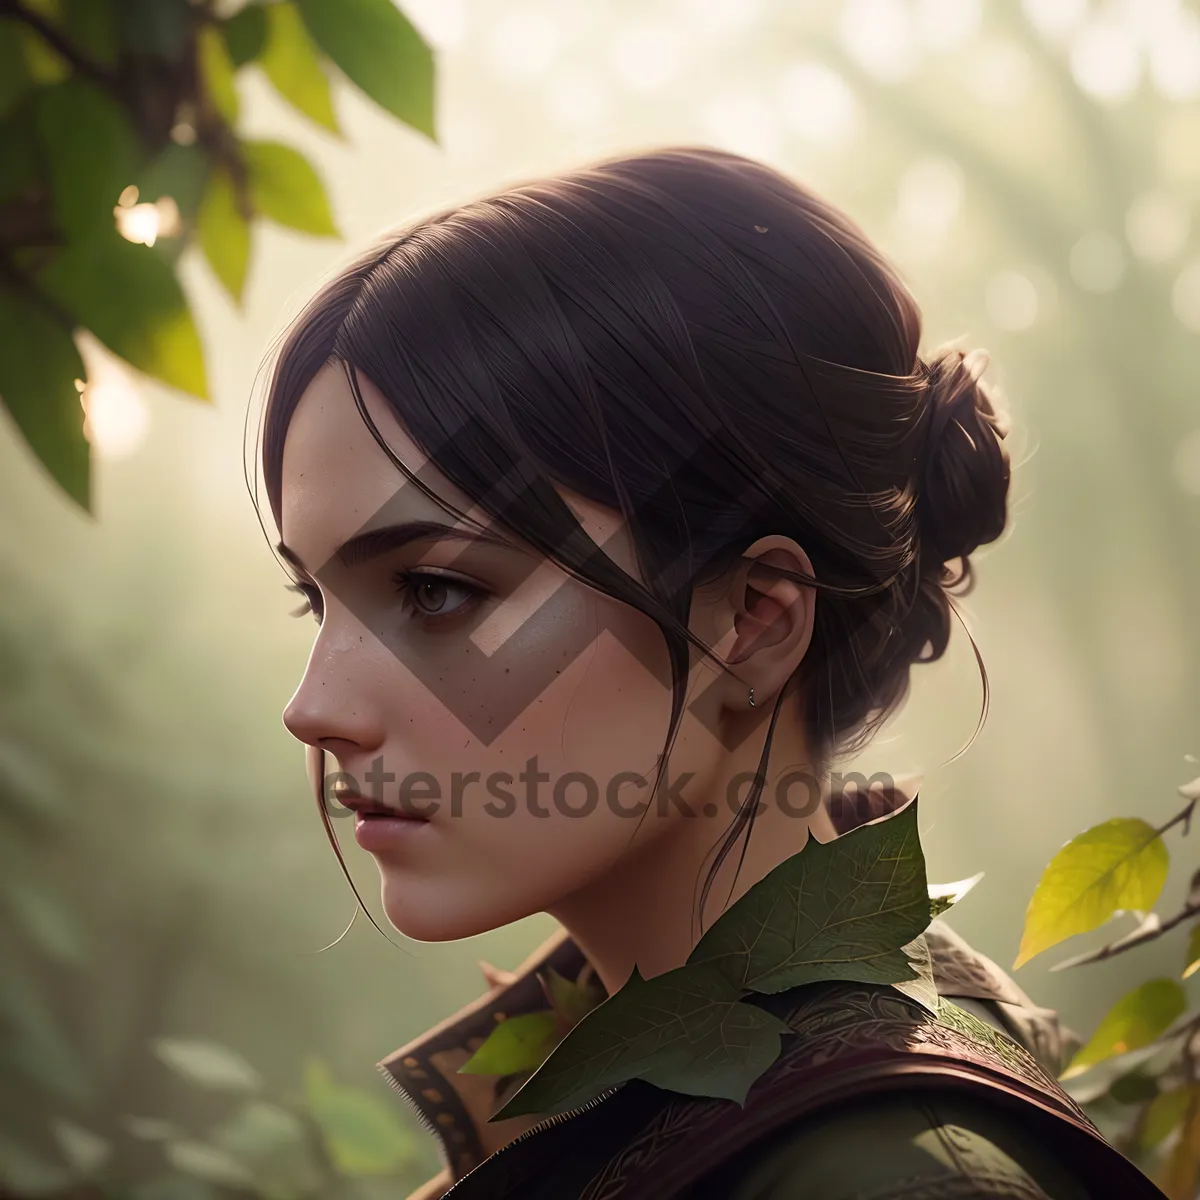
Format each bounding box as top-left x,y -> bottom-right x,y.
1051,900 -> 1200,971
0,0 -> 119,95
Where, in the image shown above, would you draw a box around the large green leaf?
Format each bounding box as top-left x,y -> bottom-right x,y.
0,286 -> 89,510
688,798 -> 930,994
152,1037 -> 263,1091
198,167 -> 250,303
243,140 -> 337,237
34,77 -> 140,241
1062,978 -> 1186,1078
38,230 -> 209,399
295,0 -> 434,138
261,2 -> 339,133
1015,818 -> 1168,968
493,800 -> 933,1120
494,962 -> 792,1120
302,1059 -> 416,1175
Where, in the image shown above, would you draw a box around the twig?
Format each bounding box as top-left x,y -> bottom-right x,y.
0,0 -> 119,95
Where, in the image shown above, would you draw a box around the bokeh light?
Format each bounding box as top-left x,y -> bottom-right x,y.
1069,230 -> 1126,293
986,269 -> 1040,329
777,62 -> 859,144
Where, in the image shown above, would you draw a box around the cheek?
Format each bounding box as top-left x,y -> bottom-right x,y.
370,599 -> 690,937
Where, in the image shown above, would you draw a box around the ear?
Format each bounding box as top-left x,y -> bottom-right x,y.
718,535 -> 817,713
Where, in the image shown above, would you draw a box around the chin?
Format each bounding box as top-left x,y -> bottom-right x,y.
378,874 -> 531,943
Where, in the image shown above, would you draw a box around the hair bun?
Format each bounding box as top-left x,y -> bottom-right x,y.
917,344 -> 1011,570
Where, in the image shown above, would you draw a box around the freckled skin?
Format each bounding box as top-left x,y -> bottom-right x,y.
279,364 -> 836,993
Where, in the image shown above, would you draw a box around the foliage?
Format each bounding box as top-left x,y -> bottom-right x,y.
486,800 -> 935,1120
1017,771 -> 1200,1197
0,0 -> 435,512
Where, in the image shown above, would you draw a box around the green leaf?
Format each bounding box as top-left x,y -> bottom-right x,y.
38,230 -> 209,400
542,965 -> 603,1026
303,1058 -> 416,1175
120,0 -> 188,58
152,1037 -> 263,1091
136,143 -> 211,224
0,21 -> 33,118
0,103 -> 38,203
243,139 -> 337,236
165,1140 -> 255,1188
459,1011 -> 558,1077
0,965 -> 91,1103
61,0 -> 120,67
2,878 -> 87,964
198,24 -> 239,124
198,167 -> 250,303
0,1135 -> 74,1195
494,962 -> 792,1120
0,286 -> 89,510
129,1175 -> 220,1200
261,2 -> 339,132
209,1099 -> 320,1197
1062,978 -> 1186,1078
223,3 -> 268,67
1185,925 -> 1200,980
688,798 -> 930,994
928,871 -> 985,919
35,77 -> 140,240
18,22 -> 69,82
295,0 -> 434,138
1142,1084 -> 1200,1151
122,1116 -> 180,1142
1015,818 -> 1168,968
51,1118 -> 111,1175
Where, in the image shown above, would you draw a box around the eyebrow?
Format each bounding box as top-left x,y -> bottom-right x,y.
277,520 -> 517,574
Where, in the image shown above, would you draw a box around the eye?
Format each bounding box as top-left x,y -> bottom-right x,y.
393,569 -> 485,621
286,581 -> 323,623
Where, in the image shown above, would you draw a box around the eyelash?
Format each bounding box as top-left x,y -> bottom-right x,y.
286,571 -> 485,625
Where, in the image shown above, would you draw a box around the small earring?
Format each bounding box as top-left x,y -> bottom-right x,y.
748,686 -> 756,708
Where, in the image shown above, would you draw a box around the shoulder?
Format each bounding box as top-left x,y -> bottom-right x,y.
681,1085 -> 1097,1200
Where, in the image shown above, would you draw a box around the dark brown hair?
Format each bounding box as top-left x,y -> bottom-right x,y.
254,146 -> 1011,928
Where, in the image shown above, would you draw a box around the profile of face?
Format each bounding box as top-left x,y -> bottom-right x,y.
278,364 -> 816,944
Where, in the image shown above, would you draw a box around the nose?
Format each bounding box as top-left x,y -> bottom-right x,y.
282,634 -> 386,757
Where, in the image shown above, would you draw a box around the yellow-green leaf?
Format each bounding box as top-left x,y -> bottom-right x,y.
458,1011 -> 558,1077
302,1058 -> 416,1176
198,167 -> 250,303
198,24 -> 239,124
1184,924 -> 1200,980
1062,978 -> 1186,1078
243,139 -> 337,236
1015,818 -> 1168,968
1161,1090 -> 1200,1199
1142,1084 -> 1200,1151
260,2 -> 338,133
295,0 -> 434,139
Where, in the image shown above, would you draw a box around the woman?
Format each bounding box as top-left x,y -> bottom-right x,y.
255,147 -> 1163,1198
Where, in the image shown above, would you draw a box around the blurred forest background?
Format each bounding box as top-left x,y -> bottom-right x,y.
1,0 -> 1198,1195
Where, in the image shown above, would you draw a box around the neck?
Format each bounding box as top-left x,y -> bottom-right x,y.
546,717 -> 836,996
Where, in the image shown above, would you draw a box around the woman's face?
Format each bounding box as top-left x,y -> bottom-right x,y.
278,364 -> 741,941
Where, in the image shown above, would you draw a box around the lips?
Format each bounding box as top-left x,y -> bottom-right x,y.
334,792 -> 428,820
